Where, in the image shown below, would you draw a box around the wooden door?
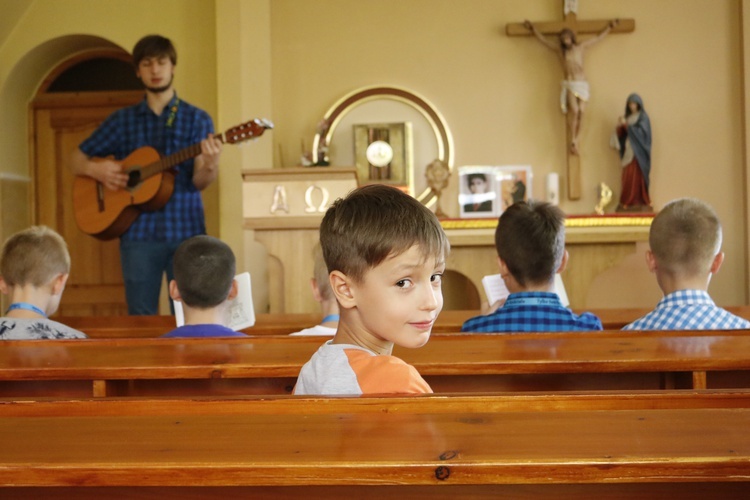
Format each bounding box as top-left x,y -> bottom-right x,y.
32,92 -> 142,316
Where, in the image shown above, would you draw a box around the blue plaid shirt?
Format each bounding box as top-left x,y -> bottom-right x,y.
79,93 -> 213,242
622,289 -> 750,330
461,291 -> 603,333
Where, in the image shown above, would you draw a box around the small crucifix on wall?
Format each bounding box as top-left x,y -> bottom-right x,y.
506,0 -> 634,200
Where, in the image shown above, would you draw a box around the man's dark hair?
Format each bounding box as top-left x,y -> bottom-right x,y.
132,34 -> 177,67
466,173 -> 487,189
173,235 -> 236,308
495,201 -> 566,287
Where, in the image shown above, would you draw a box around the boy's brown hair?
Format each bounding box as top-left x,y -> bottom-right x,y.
0,226 -> 70,287
132,34 -> 177,67
649,198 -> 722,276
320,184 -> 449,283
173,235 -> 236,308
495,201 -> 565,287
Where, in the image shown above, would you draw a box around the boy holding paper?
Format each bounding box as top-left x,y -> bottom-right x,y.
162,235 -> 249,338
461,201 -> 602,332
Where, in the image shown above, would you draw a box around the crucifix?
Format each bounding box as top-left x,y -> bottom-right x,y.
506,0 -> 634,200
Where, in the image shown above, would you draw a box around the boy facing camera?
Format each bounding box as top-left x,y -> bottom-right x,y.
0,226 -> 86,339
294,184 -> 450,395
162,235 -> 248,338
461,201 -> 602,332
623,198 -> 750,330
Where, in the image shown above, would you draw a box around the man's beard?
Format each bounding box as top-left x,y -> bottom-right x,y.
145,74 -> 173,94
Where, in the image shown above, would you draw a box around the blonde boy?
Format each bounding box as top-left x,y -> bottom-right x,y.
0,226 -> 86,339
294,185 -> 449,395
624,198 -> 750,330
289,243 -> 339,336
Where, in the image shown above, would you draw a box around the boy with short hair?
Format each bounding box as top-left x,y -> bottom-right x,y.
0,226 -> 87,339
162,235 -> 247,338
294,184 -> 449,395
289,243 -> 339,336
461,201 -> 602,332
623,198 -> 750,330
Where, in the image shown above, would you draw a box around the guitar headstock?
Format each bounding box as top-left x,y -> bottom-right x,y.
223,118 -> 274,144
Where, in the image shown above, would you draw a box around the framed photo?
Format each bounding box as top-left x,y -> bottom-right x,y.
353,122 -> 413,193
458,165 -> 532,219
495,165 -> 532,213
458,166 -> 499,218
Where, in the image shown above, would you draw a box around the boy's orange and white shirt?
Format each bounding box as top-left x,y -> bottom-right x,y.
293,340 -> 432,395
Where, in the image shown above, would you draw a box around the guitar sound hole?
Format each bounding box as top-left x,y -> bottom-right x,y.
126,170 -> 141,188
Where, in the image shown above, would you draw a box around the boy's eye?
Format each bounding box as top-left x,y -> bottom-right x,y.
396,279 -> 412,289
431,273 -> 443,284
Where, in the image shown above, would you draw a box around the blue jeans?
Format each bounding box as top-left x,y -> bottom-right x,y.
120,240 -> 183,315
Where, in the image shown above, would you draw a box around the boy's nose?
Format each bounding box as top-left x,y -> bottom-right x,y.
420,287 -> 440,311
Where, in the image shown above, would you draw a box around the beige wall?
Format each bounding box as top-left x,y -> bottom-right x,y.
268,0 -> 748,308
0,0 -> 747,312
0,0 -> 220,235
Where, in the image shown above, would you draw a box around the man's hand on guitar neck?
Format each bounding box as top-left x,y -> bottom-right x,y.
70,148 -> 129,191
193,133 -> 223,191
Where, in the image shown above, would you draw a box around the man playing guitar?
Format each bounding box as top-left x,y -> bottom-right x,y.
70,34 -> 223,315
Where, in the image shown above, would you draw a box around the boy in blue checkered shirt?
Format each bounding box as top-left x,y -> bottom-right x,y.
461,201 -> 602,333
623,198 -> 750,330
70,34 -> 222,315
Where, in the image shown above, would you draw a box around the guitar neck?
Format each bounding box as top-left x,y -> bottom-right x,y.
140,133 -> 225,180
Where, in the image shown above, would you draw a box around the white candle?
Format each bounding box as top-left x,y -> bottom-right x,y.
546,173 -> 560,205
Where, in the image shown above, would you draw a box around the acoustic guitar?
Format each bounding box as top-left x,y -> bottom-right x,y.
73,118 -> 273,240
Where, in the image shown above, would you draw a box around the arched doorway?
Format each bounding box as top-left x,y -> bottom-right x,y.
31,48 -> 143,316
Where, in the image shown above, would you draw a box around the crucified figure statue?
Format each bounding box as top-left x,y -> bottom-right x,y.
524,18 -> 619,156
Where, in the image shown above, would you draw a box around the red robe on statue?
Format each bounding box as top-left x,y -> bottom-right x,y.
619,158 -> 651,208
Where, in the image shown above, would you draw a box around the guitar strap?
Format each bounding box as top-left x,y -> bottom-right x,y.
165,96 -> 180,128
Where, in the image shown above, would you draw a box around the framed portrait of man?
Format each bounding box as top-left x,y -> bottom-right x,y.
458,165 -> 533,218
458,166 -> 498,218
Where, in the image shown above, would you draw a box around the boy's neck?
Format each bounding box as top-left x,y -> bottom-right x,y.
656,271 -> 711,296
181,303 -> 230,327
5,285 -> 51,318
331,319 -> 393,356
146,87 -> 175,116
506,277 -> 556,295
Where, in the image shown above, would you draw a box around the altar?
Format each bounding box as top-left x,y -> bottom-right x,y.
243,168 -> 653,314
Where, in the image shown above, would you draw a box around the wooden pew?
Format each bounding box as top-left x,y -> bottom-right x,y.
2,332 -> 750,397
4,389 -> 750,416
55,306 -> 750,339
55,310 -> 477,338
1,391 -> 750,498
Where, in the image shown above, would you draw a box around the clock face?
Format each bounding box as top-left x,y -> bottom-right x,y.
365,140 -> 394,167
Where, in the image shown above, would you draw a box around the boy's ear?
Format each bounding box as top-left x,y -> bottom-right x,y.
227,278 -> 239,301
329,270 -> 356,309
710,252 -> 725,275
556,250 -> 569,274
50,273 -> 69,296
168,279 -> 182,302
497,257 -> 509,277
645,250 -> 658,273
0,276 -> 7,295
